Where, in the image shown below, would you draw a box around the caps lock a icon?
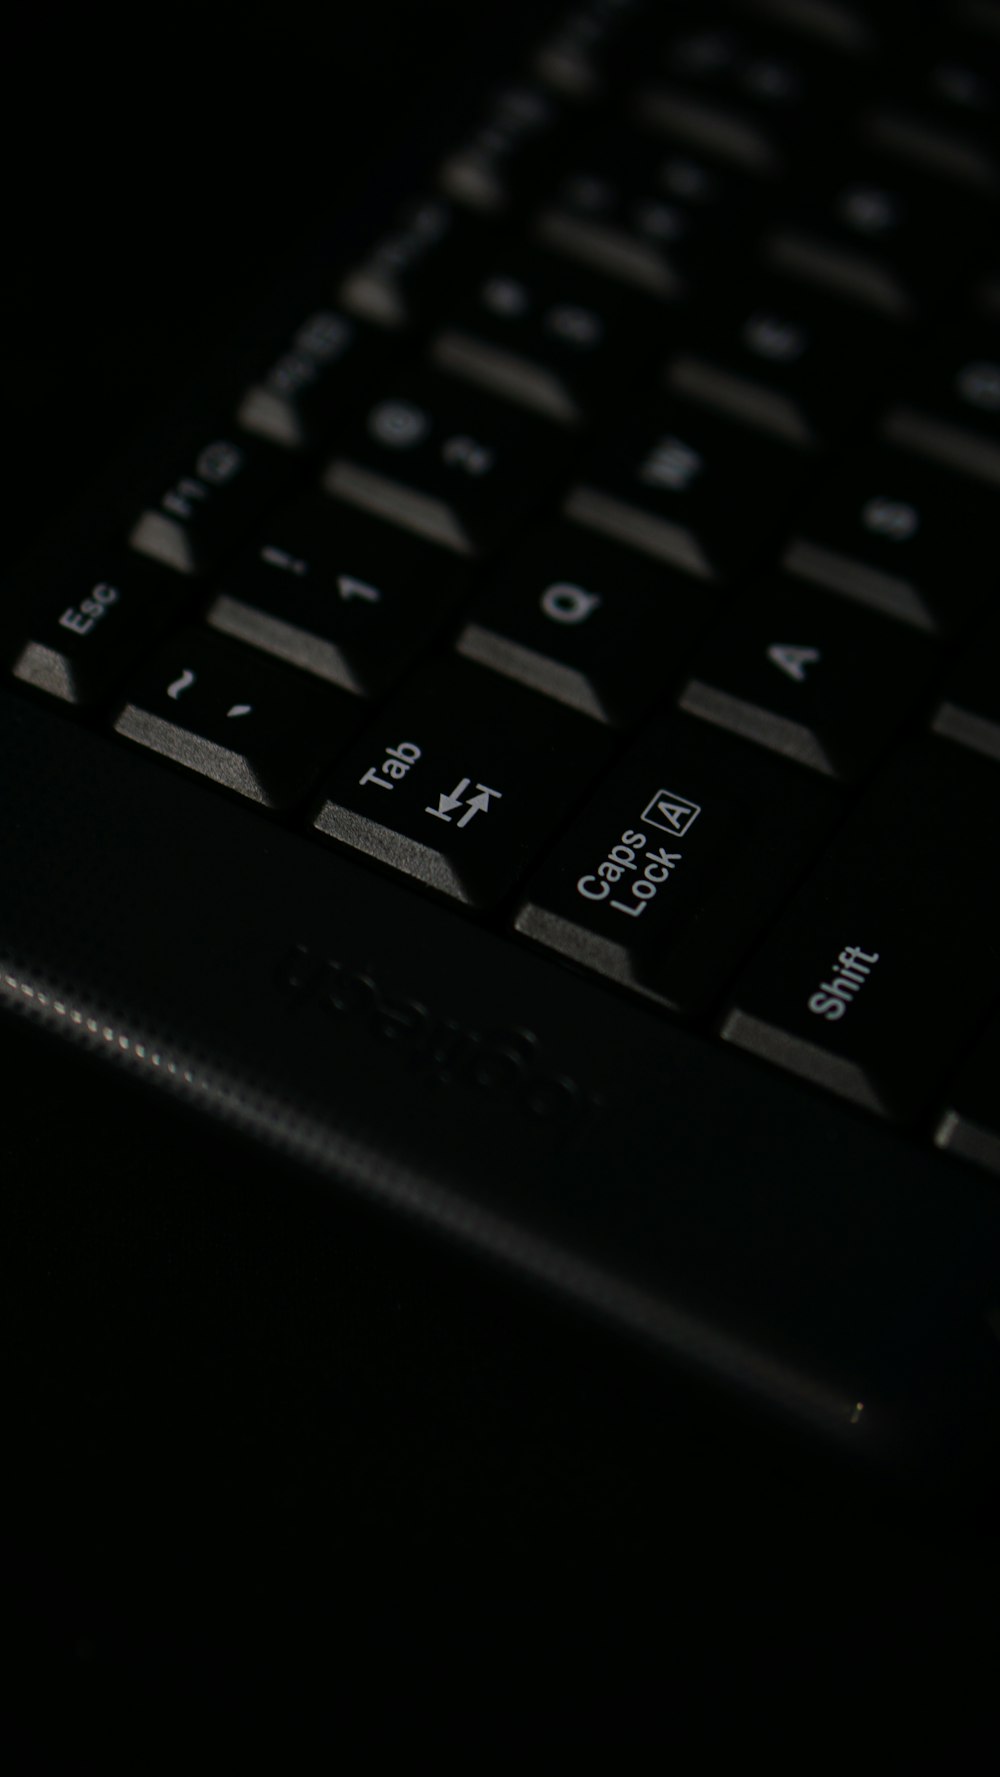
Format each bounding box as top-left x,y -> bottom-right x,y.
642,789 -> 701,838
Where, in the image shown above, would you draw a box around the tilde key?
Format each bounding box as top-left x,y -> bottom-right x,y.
313,658 -> 610,905
114,627 -> 357,808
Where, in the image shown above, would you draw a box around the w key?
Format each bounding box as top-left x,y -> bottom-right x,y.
565,397 -> 807,581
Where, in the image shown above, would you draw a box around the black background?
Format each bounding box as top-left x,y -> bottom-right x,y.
3,2 -> 1000,1761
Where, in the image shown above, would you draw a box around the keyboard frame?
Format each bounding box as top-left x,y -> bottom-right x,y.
4,0 -> 1000,1494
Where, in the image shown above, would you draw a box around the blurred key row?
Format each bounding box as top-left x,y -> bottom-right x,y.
5,0 -> 1000,1163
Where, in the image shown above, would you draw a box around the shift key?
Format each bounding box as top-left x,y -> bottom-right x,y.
721,736 -> 1000,1122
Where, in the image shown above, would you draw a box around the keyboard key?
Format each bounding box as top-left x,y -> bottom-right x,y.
679,578 -> 935,778
881,319 -> 1000,486
782,445 -> 997,632
740,0 -> 877,55
935,1015 -> 1000,1175
313,658 -> 611,905
430,246 -> 650,424
665,274 -> 898,446
861,34 -> 1000,193
207,497 -> 467,695
324,376 -> 568,555
531,0 -> 646,101
7,553 -> 191,706
113,627 -> 356,807
514,715 -> 840,1014
533,135 -> 753,298
456,523 -> 715,723
438,82 -> 570,214
236,309 -> 381,449
564,397 -> 807,580
337,197 -> 475,331
635,17 -> 843,176
721,737 -> 1000,1120
129,433 -> 294,576
931,612 -> 1000,763
764,155 -> 978,318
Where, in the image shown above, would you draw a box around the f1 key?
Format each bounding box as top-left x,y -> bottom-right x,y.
130,433 -> 294,576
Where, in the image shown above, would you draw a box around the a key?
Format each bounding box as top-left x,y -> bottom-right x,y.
931,612 -> 1000,763
679,578 -> 935,779
324,376 -> 568,556
456,522 -> 716,724
665,274 -> 899,447
764,155 -> 979,318
564,397 -> 808,580
861,34 -> 1000,193
782,445 -> 996,633
721,736 -> 1000,1120
236,309 -> 382,449
430,247 -> 651,425
113,627 -> 357,807
635,17 -> 845,176
129,432 -> 294,576
514,714 -> 840,1014
7,552 -> 191,706
207,496 -> 467,696
936,1015 -> 1000,1175
336,196 -> 476,331
313,658 -> 611,906
881,320 -> 1000,486
437,82 -> 570,214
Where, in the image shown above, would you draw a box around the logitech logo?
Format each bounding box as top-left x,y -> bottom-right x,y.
276,942 -> 598,1126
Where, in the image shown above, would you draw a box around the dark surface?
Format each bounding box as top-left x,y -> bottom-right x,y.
2,1008 -> 999,1762
4,1 -> 1000,1760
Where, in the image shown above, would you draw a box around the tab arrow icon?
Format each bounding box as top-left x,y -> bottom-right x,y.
425,778 -> 471,821
767,643 -> 821,682
338,574 -> 381,603
457,784 -> 501,827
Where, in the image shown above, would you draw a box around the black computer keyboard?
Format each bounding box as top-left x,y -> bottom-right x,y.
5,0 -> 1000,1482
7,0 -> 1000,1166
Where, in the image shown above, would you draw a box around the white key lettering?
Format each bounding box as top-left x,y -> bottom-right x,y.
808,946 -> 880,1020
540,582 -> 602,625
862,495 -> 919,542
359,740 -> 422,790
